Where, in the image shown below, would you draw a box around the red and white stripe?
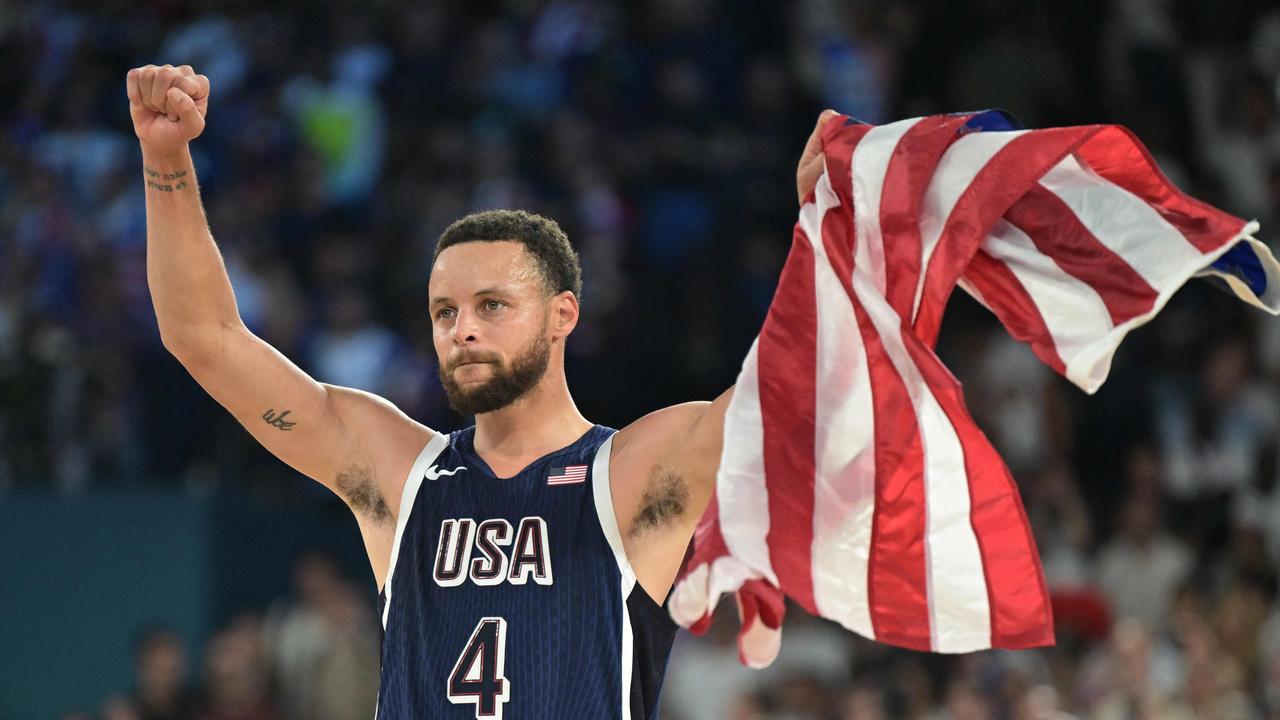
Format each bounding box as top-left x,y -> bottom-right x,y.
670,112 -> 1279,663
547,465 -> 588,485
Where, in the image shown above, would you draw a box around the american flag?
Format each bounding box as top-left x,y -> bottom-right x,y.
668,111 -> 1279,665
546,464 -> 588,485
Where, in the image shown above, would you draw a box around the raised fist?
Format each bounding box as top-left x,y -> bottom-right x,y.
126,64 -> 210,152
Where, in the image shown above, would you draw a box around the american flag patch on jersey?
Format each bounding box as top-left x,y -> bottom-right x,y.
546,465 -> 587,485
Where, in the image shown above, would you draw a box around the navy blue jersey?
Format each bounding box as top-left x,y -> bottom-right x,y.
375,424 -> 678,719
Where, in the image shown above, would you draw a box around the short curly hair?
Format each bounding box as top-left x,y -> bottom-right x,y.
433,209 -> 583,302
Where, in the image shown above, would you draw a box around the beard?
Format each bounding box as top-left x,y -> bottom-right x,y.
438,327 -> 552,416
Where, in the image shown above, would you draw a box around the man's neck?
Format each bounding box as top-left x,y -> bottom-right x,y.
472,374 -> 593,462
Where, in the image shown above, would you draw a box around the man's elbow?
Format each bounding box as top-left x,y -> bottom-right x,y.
158,320 -> 236,368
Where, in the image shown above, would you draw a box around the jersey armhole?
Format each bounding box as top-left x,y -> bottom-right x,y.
591,432 -> 639,585
380,429 -> 450,629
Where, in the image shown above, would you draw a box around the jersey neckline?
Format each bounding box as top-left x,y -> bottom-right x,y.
456,424 -> 612,480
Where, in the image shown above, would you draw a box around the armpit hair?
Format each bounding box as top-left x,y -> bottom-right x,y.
335,464 -> 391,525
630,466 -> 689,536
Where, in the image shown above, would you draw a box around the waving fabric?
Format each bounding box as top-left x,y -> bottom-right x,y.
668,111 -> 1280,665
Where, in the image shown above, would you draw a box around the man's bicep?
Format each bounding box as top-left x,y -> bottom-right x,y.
614,385 -> 735,528
686,385 -> 734,469
178,324 -> 429,512
610,388 -> 733,601
324,384 -> 435,521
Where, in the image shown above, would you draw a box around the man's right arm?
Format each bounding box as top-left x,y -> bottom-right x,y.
129,66 -> 431,565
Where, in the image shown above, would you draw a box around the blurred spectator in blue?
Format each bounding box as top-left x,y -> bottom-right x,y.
281,27 -> 389,211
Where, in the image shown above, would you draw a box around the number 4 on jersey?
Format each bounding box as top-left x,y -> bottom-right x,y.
448,617 -> 510,719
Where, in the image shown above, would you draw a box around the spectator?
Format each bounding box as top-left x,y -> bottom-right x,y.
198,615 -> 280,720
839,682 -> 888,720
1096,494 -> 1193,634
261,552 -> 380,720
1083,618 -> 1194,720
130,627 -> 201,720
99,695 -> 142,720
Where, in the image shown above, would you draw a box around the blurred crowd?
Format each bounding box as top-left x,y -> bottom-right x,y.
5,0 -> 1280,718
62,553 -> 382,720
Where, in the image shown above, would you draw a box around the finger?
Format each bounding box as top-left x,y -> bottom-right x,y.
138,65 -> 157,112
173,74 -> 204,101
796,109 -> 839,204
125,68 -> 143,108
797,159 -> 824,204
167,87 -> 205,138
177,64 -> 194,76
149,65 -> 176,115
160,70 -> 186,122
192,74 -> 210,118
194,73 -> 210,102
801,109 -> 839,163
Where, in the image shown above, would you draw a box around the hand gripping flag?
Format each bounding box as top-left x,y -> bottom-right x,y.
668,110 -> 1280,665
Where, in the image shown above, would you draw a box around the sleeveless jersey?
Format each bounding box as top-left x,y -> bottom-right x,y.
374,424 -> 678,719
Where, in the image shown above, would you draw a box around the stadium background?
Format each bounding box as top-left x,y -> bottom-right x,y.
2,0 -> 1280,718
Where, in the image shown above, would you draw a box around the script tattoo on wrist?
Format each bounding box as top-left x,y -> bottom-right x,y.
142,165 -> 190,192
262,408 -> 297,431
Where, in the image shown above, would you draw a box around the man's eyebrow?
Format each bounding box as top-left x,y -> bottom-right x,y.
430,288 -> 505,305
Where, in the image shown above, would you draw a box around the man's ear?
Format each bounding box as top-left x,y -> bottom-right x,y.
551,291 -> 579,339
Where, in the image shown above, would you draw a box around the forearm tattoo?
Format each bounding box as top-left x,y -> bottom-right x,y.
143,165 -> 190,192
262,408 -> 296,431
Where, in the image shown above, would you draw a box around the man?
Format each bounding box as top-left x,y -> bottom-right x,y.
127,63 -> 834,719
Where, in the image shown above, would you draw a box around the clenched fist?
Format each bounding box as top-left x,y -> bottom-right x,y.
126,64 -> 210,152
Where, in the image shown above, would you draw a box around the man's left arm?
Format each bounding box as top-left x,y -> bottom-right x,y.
607,385 -> 734,603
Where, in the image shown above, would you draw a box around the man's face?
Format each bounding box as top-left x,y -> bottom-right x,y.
429,241 -> 554,415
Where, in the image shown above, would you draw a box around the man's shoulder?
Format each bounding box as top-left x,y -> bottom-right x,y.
606,402 -> 712,507
611,401 -> 711,460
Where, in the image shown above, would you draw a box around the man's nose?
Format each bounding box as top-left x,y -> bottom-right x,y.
451,307 -> 480,344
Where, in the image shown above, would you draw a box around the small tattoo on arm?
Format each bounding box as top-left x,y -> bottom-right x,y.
143,166 -> 190,192
262,408 -> 296,431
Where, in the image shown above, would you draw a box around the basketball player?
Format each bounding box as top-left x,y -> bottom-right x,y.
127,63 -> 834,719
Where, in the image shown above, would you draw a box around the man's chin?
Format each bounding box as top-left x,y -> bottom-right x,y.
445,383 -> 511,415
447,400 -> 513,416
